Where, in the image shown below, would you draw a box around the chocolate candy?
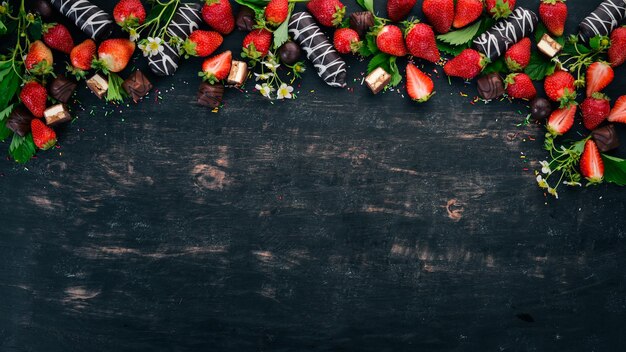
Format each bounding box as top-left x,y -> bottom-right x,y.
197,82 -> 224,108
148,41 -> 180,76
236,6 -> 256,31
350,11 -> 375,38
166,2 -> 202,40
86,73 -> 108,99
365,67 -> 390,94
473,7 -> 538,62
476,73 -> 504,100
592,124 -> 620,152
227,61 -> 248,87
30,0 -> 56,21
49,0 -> 113,41
530,97 -> 552,120
579,0 -> 626,43
6,106 -> 35,137
44,103 -> 72,126
122,70 -> 153,103
537,33 -> 562,58
48,75 -> 77,103
288,12 -> 347,88
278,41 -> 302,65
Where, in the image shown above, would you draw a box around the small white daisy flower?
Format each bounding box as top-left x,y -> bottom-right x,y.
276,83 -> 294,100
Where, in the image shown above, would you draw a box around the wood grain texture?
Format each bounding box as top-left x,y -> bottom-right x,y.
2,1 -> 626,351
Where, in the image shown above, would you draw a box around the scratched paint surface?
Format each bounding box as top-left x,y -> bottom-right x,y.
1,1 -> 626,351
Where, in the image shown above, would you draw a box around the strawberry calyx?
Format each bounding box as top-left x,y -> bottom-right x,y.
181,39 -> 198,58
66,63 -> 87,80
541,0 -> 564,4
242,42 -> 263,63
28,60 -> 54,76
198,71 -> 220,84
557,87 -> 577,108
490,0 -> 512,19
91,58 -> 111,75
331,5 -> 346,27
590,92 -> 609,101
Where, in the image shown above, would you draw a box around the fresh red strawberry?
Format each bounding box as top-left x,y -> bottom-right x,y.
200,50 -> 232,83
113,0 -> 146,28
30,119 -> 57,150
376,25 -> 407,56
307,0 -> 345,27
25,40 -> 53,75
265,0 -> 288,26
422,0 -> 454,34
453,0 -> 484,29
42,23 -> 74,54
585,61 -> 614,97
581,93 -> 610,130
443,49 -> 486,79
95,39 -> 135,73
182,30 -> 223,58
242,29 -> 272,60
486,0 -> 515,19
333,28 -> 361,54
406,63 -> 434,102
504,37 -> 531,71
539,0 -> 567,37
544,70 -> 575,104
505,73 -> 536,99
20,81 -> 48,118
608,26 -> 626,68
607,95 -> 626,124
546,104 -> 576,135
387,0 -> 416,22
580,139 -> 604,184
70,39 -> 96,71
405,21 -> 440,63
202,0 -> 235,35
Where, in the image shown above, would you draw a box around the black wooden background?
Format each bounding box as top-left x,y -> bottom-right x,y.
2,0 -> 626,350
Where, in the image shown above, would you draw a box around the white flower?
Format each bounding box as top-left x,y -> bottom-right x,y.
563,181 -> 582,187
293,63 -> 306,73
129,28 -> 139,42
139,37 -> 164,57
254,72 -> 273,81
263,61 -> 280,71
539,161 -> 552,175
547,187 -> 559,199
255,83 -> 273,98
276,83 -> 293,100
536,175 -> 548,189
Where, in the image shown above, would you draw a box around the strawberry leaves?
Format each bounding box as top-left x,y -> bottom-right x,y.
436,20 -> 482,46
9,133 -> 36,164
356,0 -> 375,13
272,3 -> 294,49
367,52 -> 401,87
602,154 -> 626,186
524,52 -> 556,81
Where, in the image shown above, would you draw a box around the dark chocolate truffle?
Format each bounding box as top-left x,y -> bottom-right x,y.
349,11 -> 375,38
278,41 -> 301,65
476,73 -> 504,100
197,82 -> 224,108
122,70 -> 153,103
48,75 -> 78,103
592,124 -> 620,152
29,0 -> 56,20
530,97 -> 553,120
236,6 -> 255,31
6,106 -> 35,137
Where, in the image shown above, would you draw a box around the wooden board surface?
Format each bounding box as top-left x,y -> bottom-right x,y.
2,0 -> 626,350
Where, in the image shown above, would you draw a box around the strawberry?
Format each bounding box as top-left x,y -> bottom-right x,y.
581,93 -> 610,130
544,70 -> 575,104
42,23 -> 74,54
265,0 -> 289,26
505,73 -> 536,100
608,26 -> 626,68
539,0 -> 567,37
202,0 -> 235,35
453,0 -> 484,29
486,0 -> 515,19
405,21 -> 440,63
406,63 -> 434,102
580,139 -> 604,184
376,25 -> 407,56
182,30 -> 223,58
25,40 -> 53,75
585,61 -> 614,97
200,50 -> 232,83
546,104 -> 576,135
443,49 -> 486,79
242,29 -> 272,60
20,81 -> 48,118
31,119 -> 57,150
607,95 -> 626,124
504,37 -> 531,72
333,28 -> 361,54
422,0 -> 454,34
113,0 -> 146,28
307,0 -> 345,27
94,38 -> 135,73
387,0 -> 416,22
70,39 -> 96,71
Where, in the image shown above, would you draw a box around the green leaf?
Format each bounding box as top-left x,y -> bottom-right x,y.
359,33 -> 378,57
272,3 -> 293,49
356,0 -> 374,13
0,103 -> 14,121
28,17 -> 42,41
436,41 -> 469,56
106,73 -> 128,103
234,0 -> 268,14
0,20 -> 6,36
437,20 -> 482,46
524,52 -> 556,81
0,63 -> 20,111
388,56 -> 401,87
0,103 -> 13,141
482,57 -> 506,74
9,133 -> 36,164
367,52 -> 389,73
602,154 -> 626,186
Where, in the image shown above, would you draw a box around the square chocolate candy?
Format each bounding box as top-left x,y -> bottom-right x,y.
537,33 -> 562,58
48,75 -> 78,103
44,103 -> 72,126
365,67 -> 390,94
86,73 -> 109,99
6,106 -> 35,137
227,60 -> 248,87
592,124 -> 620,152
122,70 -> 153,103
197,82 -> 224,108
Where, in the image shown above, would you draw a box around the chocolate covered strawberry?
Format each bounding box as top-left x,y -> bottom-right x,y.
544,70 -> 575,104
608,26 -> 626,68
406,63 -> 434,102
580,139 -> 604,184
422,0 -> 454,34
376,25 -> 407,56
20,81 -> 48,118
25,40 -> 53,75
608,95 -> 626,124
585,61 -> 614,97
69,39 -> 96,78
113,0 -> 146,28
307,0 -> 345,27
486,0 -> 515,19
546,104 -> 576,135
42,23 -> 74,54
265,0 -> 289,26
504,37 -> 531,72
182,30 -> 223,58
443,49 -> 486,79
200,50 -> 232,83
581,93 -> 610,130
243,29 -> 272,60
539,0 -> 567,37
31,119 -> 57,150
333,28 -> 361,54
453,0 -> 484,29
387,0 -> 416,22
505,73 -> 536,100
202,0 -> 235,35
93,38 -> 135,73
405,21 -> 440,63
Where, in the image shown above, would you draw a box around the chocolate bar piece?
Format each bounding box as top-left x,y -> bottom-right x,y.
197,82 -> 224,108
48,75 -> 77,103
44,103 -> 72,126
122,70 -> 153,103
592,124 -> 620,152
473,7 -> 538,62
148,41 -> 180,76
365,67 -> 390,94
476,73 -> 504,100
86,73 -> 108,99
350,11 -> 375,38
288,12 -> 347,88
6,106 -> 35,137
537,33 -> 562,58
227,61 -> 248,87
49,0 -> 113,41
579,0 -> 626,43
167,3 -> 202,40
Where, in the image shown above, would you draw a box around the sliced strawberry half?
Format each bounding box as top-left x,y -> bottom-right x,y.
547,104 -> 576,136
607,95 -> 626,124
580,139 -> 604,184
200,50 -> 232,83
406,63 -> 434,102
